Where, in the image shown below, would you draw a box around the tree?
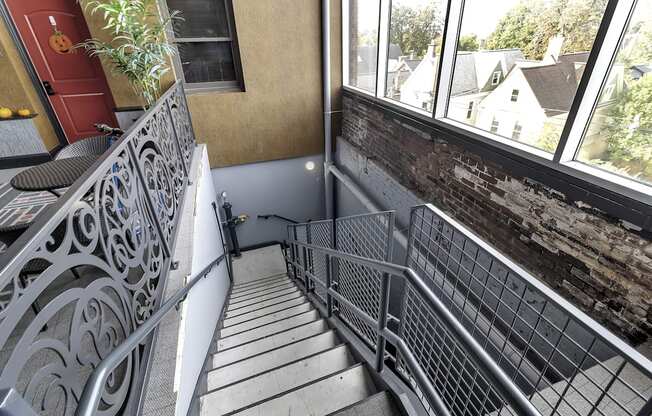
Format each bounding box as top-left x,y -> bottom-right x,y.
486,0 -> 608,60
458,34 -> 479,52
390,2 -> 443,58
599,75 -> 652,181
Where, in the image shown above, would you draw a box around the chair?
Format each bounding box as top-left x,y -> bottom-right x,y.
54,135 -> 112,160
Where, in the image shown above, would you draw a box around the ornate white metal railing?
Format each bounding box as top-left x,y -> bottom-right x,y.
0,81 -> 196,416
286,205 -> 652,416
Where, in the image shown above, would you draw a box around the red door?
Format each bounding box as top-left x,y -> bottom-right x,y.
6,0 -> 118,143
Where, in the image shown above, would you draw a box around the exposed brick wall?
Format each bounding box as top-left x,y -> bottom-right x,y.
342,95 -> 652,345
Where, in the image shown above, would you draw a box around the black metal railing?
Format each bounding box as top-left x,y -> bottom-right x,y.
286,205 -> 652,416
0,81 -> 196,416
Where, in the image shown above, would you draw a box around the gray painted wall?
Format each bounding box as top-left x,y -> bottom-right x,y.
212,154 -> 325,248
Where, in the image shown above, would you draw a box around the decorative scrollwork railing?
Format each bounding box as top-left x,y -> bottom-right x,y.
0,81 -> 195,416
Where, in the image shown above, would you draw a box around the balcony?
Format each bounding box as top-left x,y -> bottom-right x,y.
0,1 -> 651,416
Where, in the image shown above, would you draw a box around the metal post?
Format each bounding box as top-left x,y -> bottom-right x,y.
126,141 -> 171,258
222,200 -> 241,257
291,226 -> 299,281
375,272 -> 391,372
325,254 -> 333,317
302,246 -> 310,291
164,99 -> 190,180
212,202 -> 233,282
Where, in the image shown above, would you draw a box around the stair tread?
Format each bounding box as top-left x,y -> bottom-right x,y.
224,292 -> 305,318
211,320 -> 330,368
227,287 -> 299,310
200,345 -> 356,415
232,274 -> 288,291
221,296 -> 308,327
206,331 -> 341,390
220,303 -> 313,337
327,391 -> 401,416
231,278 -> 292,296
230,281 -> 295,301
218,310 -> 320,350
228,365 -> 378,416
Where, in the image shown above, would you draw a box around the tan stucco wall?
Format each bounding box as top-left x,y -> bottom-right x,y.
0,19 -> 59,151
189,0 -> 331,167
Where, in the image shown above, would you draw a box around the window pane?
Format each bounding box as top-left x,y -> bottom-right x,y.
167,0 -> 230,38
178,42 -> 236,84
577,2 -> 652,185
384,0 -> 446,112
347,0 -> 380,93
446,0 -> 608,153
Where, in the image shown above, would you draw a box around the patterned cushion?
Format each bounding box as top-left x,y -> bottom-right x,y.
55,136 -> 112,160
10,156 -> 98,192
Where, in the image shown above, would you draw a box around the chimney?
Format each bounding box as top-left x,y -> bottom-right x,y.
543,35 -> 564,64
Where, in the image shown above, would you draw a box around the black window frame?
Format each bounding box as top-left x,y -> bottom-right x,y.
163,0 -> 245,93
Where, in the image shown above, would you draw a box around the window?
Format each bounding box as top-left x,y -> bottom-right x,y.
490,118 -> 499,134
446,0 -> 608,153
466,101 -> 474,119
346,0 -> 381,93
384,0 -> 446,111
165,0 -> 243,90
491,71 -> 501,86
513,122 -> 523,140
577,1 -> 652,186
342,0 -> 652,197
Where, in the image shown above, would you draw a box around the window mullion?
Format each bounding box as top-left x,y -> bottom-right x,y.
342,0 -> 351,87
434,0 -> 463,119
555,0 -> 635,163
376,0 -> 391,98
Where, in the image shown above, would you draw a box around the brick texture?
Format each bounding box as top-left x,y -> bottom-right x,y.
342,95 -> 652,345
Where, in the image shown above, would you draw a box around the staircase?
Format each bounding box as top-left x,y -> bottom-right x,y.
194,245 -> 403,416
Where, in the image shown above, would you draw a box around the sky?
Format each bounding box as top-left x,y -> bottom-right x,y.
356,0 -> 522,39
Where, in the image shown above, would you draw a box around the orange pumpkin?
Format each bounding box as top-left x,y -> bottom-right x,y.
48,31 -> 73,54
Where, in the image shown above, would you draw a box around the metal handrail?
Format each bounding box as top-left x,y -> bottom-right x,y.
75,254 -> 226,416
286,240 -> 542,416
258,214 -> 301,224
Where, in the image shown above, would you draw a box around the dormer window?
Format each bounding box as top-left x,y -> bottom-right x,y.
491,71 -> 501,85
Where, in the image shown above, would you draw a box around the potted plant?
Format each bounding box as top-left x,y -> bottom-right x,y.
78,0 -> 181,107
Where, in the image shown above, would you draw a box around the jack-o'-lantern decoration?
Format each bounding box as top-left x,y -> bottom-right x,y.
49,30 -> 74,54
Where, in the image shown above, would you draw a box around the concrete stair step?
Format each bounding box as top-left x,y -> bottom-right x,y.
206,331 -> 341,390
229,281 -> 295,302
217,310 -> 320,350
229,364 -> 378,416
220,302 -> 313,337
231,274 -> 288,293
231,277 -> 292,297
227,286 -> 299,310
211,320 -> 330,369
199,345 -> 356,415
224,292 -> 304,318
221,296 -> 307,327
327,391 -> 401,416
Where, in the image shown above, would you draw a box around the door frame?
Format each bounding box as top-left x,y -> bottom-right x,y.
0,0 -> 87,152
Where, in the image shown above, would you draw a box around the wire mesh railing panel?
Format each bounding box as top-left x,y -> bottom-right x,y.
288,224 -> 308,284
400,205 -> 652,416
0,82 -> 195,416
306,220 -> 333,305
335,212 -> 394,349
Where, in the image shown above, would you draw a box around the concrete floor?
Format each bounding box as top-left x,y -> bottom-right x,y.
0,167 -> 26,184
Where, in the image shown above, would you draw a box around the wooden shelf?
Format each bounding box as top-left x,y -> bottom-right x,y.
0,114 -> 38,122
